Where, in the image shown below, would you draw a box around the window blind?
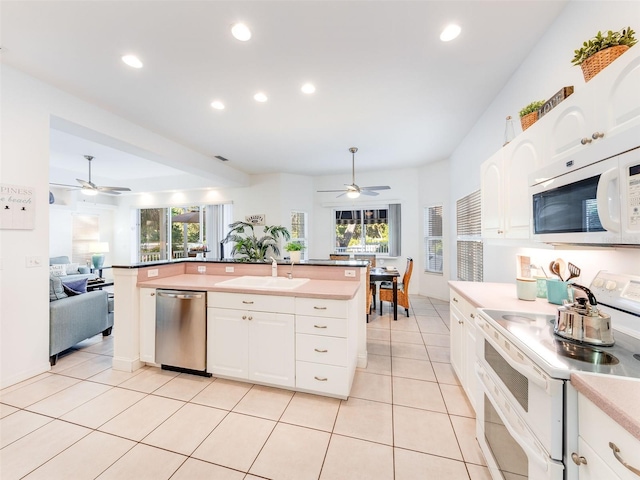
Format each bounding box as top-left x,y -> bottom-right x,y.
424,205 -> 443,274
72,214 -> 99,266
456,190 -> 483,281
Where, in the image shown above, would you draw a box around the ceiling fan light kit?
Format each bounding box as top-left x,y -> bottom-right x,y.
317,147 -> 391,198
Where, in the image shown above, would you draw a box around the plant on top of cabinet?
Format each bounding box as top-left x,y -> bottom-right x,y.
572,26 -> 637,82
223,221 -> 290,261
519,100 -> 545,131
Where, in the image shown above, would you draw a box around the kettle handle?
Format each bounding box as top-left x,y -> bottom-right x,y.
570,283 -> 598,305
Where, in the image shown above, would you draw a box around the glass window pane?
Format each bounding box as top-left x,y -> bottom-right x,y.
140,208 -> 167,262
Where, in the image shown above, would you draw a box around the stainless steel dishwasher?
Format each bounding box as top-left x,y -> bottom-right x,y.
155,289 -> 210,376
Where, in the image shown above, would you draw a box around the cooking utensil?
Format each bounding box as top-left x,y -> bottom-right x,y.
567,262 -> 581,282
550,261 -> 563,281
555,258 -> 567,282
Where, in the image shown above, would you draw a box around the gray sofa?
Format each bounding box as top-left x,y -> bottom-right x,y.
50,256 -> 97,282
49,274 -> 114,366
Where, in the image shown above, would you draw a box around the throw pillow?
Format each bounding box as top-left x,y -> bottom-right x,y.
49,264 -> 67,277
65,262 -> 80,274
49,275 -> 68,301
61,277 -> 88,294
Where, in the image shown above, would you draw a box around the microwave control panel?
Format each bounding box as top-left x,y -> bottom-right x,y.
628,163 -> 640,226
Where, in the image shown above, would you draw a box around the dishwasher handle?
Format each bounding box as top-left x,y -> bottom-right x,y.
157,292 -> 203,300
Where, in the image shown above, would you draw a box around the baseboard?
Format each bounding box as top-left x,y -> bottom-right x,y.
357,352 -> 368,369
112,356 -> 144,373
1,361 -> 51,390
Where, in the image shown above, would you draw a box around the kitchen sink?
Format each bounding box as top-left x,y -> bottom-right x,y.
215,276 -> 310,290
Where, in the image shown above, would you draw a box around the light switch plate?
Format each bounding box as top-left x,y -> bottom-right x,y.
26,256 -> 42,268
344,269 -> 356,277
225,266 -> 234,273
147,269 -> 159,277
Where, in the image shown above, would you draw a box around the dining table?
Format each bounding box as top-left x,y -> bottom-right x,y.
370,266 -> 401,320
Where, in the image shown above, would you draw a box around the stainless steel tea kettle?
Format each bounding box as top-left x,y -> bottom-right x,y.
554,284 -> 614,346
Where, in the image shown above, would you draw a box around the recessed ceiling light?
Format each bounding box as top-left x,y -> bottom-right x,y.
231,23 -> 252,41
440,24 -> 461,42
254,92 -> 268,103
121,54 -> 143,68
211,100 -> 225,110
301,83 -> 316,94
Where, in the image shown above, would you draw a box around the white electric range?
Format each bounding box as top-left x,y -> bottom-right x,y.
475,271 -> 640,480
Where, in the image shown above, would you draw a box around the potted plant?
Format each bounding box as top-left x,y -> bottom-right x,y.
572,26 -> 637,82
285,241 -> 305,263
223,221 -> 290,262
519,100 -> 546,131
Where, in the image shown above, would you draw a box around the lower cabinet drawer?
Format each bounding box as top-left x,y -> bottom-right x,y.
296,361 -> 349,397
296,315 -> 347,338
296,333 -> 348,366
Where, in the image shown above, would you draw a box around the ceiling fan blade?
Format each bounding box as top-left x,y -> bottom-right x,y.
317,189 -> 349,193
360,190 -> 379,196
360,185 -> 390,191
97,186 -> 132,192
50,182 -> 80,189
76,179 -> 95,189
336,192 -> 348,198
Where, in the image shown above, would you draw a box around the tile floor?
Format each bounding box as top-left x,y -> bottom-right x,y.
0,295 -> 490,480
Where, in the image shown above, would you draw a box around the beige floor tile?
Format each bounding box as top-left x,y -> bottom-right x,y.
26,381 -> 111,418
320,434 -> 394,480
366,328 -> 390,341
440,383 -> 474,417
450,415 -> 485,465
349,371 -> 392,403
394,447 -> 470,480
192,412 -> 275,471
389,318 -> 420,332
427,345 -> 451,363
49,351 -> 98,373
391,357 -> 436,382
393,405 -> 462,460
412,307 -> 438,315
357,353 -> 392,375
334,397 -> 393,445
191,378 -> 251,410
54,355 -> 113,380
61,386 -> 146,429
367,316 -> 390,330
74,334 -> 108,349
0,375 -> 80,408
232,384 -> 293,420
0,403 -> 19,419
0,419 -> 91,480
152,372 -> 213,401
171,458 -> 244,480
392,377 -> 446,413
391,342 -> 429,361
0,373 -> 51,395
142,403 -> 227,455
432,362 -> 461,386
390,331 -> 425,345
422,333 -> 450,347
87,367 -> 145,386
97,443 -> 186,480
466,463 -> 493,480
81,338 -> 114,356
0,410 -> 52,449
23,431 -> 135,480
280,392 -> 340,432
98,394 -> 184,441
416,317 -> 450,334
367,339 -> 391,356
117,366 -> 179,393
250,422 -> 330,480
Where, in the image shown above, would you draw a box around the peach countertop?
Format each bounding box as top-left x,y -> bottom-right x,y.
138,274 -> 360,300
449,281 -> 640,441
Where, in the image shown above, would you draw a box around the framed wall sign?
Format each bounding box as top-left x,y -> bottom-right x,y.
245,214 -> 265,225
0,184 -> 35,230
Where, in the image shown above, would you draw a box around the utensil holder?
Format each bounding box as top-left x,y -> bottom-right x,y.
547,279 -> 571,305
535,277 -> 547,298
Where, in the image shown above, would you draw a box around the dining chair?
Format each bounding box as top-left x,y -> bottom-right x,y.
366,265 -> 373,322
379,257 -> 413,317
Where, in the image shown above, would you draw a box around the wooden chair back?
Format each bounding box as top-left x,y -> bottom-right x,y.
329,254 -> 350,260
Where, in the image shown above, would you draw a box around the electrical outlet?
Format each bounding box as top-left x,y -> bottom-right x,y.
344,269 -> 356,277
198,266 -> 206,273
378,259 -> 385,265
225,266 -> 234,273
147,269 -> 159,277
26,256 -> 42,268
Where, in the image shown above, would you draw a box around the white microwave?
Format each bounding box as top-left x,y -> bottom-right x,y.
529,146 -> 640,245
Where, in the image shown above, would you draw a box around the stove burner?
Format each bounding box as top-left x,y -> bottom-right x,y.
554,340 -> 619,365
502,314 -> 536,324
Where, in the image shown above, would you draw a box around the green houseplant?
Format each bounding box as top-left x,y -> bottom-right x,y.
519,100 -> 545,131
572,26 -> 637,82
285,241 -> 305,263
223,221 -> 291,262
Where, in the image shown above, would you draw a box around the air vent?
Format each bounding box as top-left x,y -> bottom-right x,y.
214,155 -> 229,162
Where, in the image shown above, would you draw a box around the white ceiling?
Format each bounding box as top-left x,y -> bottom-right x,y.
2,0 -> 569,192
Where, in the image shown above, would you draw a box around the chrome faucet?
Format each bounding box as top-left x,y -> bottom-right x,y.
270,256 -> 278,277
288,261 -> 294,279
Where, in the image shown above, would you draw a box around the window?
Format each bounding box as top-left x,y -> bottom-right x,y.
290,211 -> 308,260
72,214 -> 99,267
456,190 -> 483,281
333,204 -> 401,256
424,205 -> 443,274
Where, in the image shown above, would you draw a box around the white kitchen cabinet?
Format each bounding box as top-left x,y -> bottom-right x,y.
480,149 -> 504,238
449,289 -> 477,411
208,292 -> 295,388
574,393 -> 640,480
139,288 -> 156,363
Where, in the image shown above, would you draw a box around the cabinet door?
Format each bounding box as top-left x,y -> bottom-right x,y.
449,302 -> 465,385
464,314 -> 477,412
481,150 -> 504,238
208,308 -> 249,378
139,288 -> 156,363
248,312 -> 295,387
547,99 -> 598,163
576,438 -> 621,480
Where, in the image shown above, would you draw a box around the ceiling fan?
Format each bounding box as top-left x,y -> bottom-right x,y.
317,147 -> 390,198
50,155 -> 132,196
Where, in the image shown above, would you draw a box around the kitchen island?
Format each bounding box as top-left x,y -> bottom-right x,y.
111,259 -> 368,399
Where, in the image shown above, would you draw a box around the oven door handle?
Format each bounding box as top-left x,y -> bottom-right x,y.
477,364 -> 551,472
477,317 -> 548,391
